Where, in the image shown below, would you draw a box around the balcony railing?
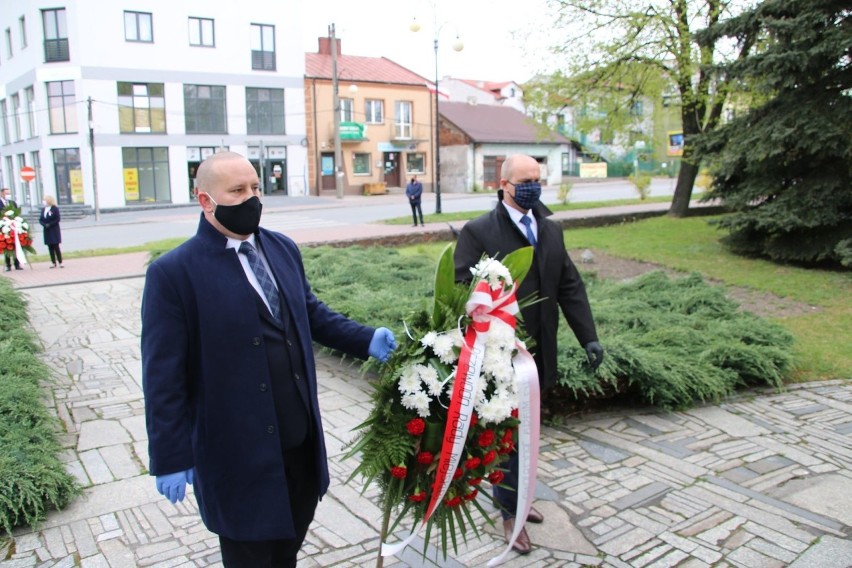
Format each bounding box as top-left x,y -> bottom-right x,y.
44,38 -> 69,62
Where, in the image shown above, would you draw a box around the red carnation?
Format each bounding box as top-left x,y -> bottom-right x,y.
478,429 -> 495,447
453,468 -> 464,480
499,440 -> 515,455
470,413 -> 478,428
468,477 -> 483,486
464,489 -> 479,501
409,490 -> 427,502
465,456 -> 482,470
483,450 -> 497,465
417,451 -> 434,465
502,428 -> 514,443
406,418 -> 426,436
488,470 -> 505,484
390,465 -> 407,479
445,495 -> 462,507
511,408 -> 519,418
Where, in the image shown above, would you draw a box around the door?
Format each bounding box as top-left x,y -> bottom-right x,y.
52,148 -> 81,205
383,152 -> 400,187
188,162 -> 200,200
483,155 -> 505,189
267,159 -> 287,194
321,153 -> 336,190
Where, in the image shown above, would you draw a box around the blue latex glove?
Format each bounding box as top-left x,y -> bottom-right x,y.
156,468 -> 194,504
584,341 -> 604,370
369,328 -> 397,362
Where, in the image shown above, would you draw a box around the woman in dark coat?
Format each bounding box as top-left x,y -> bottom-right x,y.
39,195 -> 63,268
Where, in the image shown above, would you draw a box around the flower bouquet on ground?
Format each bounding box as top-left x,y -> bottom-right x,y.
345,243 -> 541,566
1,205 -> 35,268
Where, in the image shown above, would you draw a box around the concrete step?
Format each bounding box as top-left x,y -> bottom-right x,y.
23,204 -> 94,223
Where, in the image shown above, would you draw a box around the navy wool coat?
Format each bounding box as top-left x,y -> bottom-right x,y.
39,205 -> 62,245
141,214 -> 374,540
454,201 -> 598,391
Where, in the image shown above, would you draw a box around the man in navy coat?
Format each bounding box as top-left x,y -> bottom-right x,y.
141,151 -> 396,567
454,154 -> 603,556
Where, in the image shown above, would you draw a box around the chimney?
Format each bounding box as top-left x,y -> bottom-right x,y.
318,37 -> 342,56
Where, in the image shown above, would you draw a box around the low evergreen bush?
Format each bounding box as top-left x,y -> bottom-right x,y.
302,247 -> 793,411
0,279 -> 78,535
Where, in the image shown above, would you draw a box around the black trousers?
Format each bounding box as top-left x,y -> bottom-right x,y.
4,253 -> 21,269
48,244 -> 62,265
410,202 -> 424,225
218,444 -> 318,568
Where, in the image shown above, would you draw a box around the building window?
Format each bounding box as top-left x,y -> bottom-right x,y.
630,101 -> 644,117
394,101 -> 412,139
10,94 -> 21,141
246,87 -> 285,134
124,11 -> 153,43
188,17 -> 214,47
365,99 -> 383,124
0,100 -> 9,144
353,153 -> 371,175
47,80 -> 77,134
184,84 -> 227,134
123,147 -> 171,203
18,16 -> 26,49
42,9 -> 68,62
406,153 -> 425,173
5,28 -> 12,59
250,23 -> 275,70
118,82 -> 166,133
340,98 -> 354,122
25,87 -> 35,138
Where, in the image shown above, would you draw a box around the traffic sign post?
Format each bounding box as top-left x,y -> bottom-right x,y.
20,166 -> 35,183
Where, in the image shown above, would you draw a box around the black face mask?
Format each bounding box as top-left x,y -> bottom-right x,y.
205,194 -> 262,235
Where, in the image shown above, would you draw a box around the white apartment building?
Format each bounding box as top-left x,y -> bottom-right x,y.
0,1 -> 307,212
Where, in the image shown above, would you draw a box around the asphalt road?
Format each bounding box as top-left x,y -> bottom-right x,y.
50,178 -> 677,253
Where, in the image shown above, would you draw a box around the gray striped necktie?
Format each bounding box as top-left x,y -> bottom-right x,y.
239,241 -> 282,322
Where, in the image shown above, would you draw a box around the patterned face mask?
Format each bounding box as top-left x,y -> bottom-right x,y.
509,181 -> 541,210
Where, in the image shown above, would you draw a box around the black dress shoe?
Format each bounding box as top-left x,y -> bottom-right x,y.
502,517 -> 532,555
14,266 -> 23,270
527,507 -> 544,523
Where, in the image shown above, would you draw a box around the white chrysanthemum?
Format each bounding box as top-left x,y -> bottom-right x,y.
471,257 -> 513,290
432,334 -> 457,365
1,226 -> 9,234
398,368 -> 422,395
477,392 -> 514,424
423,374 -> 444,398
421,331 -> 438,348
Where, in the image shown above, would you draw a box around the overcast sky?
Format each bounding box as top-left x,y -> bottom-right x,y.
301,0 -> 556,84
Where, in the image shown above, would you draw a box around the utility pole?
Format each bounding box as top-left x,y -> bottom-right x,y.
87,97 -> 100,221
330,23 -> 344,199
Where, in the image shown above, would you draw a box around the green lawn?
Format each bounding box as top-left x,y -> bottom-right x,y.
561,216 -> 852,380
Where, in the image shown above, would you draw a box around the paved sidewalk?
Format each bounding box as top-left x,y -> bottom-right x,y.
2,206 -> 850,567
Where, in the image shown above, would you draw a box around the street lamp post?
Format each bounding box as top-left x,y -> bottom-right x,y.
411,12 -> 462,215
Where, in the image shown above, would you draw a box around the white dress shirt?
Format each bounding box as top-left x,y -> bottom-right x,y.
501,202 -> 538,243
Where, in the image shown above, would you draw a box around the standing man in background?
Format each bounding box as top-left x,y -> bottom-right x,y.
454,154 -> 603,556
405,175 -> 424,227
141,151 -> 397,567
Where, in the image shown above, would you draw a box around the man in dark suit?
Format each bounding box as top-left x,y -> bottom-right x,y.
141,151 -> 397,567
1,187 -> 22,271
454,154 -> 603,556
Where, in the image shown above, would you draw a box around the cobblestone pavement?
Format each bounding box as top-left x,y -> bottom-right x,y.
2,274 -> 851,566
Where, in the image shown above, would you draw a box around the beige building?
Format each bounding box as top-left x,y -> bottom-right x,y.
305,37 -> 434,196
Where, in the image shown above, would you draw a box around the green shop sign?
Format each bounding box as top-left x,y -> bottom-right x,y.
339,121 -> 365,140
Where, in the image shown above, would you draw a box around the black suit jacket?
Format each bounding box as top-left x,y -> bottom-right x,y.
454,201 -> 598,390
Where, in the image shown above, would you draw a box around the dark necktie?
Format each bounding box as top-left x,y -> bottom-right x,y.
239,241 -> 282,322
520,216 -> 537,247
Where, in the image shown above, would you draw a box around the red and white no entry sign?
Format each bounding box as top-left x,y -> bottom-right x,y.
20,166 -> 36,182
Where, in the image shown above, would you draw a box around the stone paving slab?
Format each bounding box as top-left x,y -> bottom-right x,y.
2,272 -> 851,566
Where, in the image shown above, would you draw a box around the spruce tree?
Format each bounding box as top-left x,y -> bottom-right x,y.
697,0 -> 852,266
